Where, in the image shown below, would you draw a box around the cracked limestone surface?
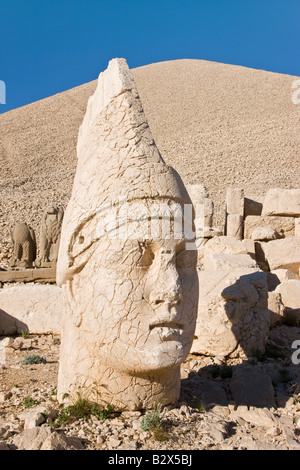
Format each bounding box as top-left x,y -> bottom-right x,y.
56,58 -> 199,410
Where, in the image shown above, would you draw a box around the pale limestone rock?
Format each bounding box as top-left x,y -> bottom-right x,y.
260,237 -> 300,274
268,291 -> 284,326
192,268 -> 269,358
262,188 -> 300,217
185,184 -> 221,250
230,407 -> 276,427
24,408 -> 46,429
244,215 -> 295,239
275,280 -> 300,310
279,415 -> 300,450
12,427 -> 83,451
41,433 -> 84,451
0,391 -> 11,403
204,253 -> 257,271
185,184 -> 209,203
204,236 -> 248,256
226,214 -> 243,240
203,236 -> 258,271
191,376 -> 228,408
241,238 -> 256,260
267,269 -> 299,291
0,343 -> 5,365
56,59 -> 198,411
225,188 -> 244,239
296,218 -> 300,237
251,226 -> 278,241
0,284 -> 62,335
226,188 -> 244,216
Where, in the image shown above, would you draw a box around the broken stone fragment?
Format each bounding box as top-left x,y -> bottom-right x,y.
260,237 -> 300,274
262,188 -> 300,217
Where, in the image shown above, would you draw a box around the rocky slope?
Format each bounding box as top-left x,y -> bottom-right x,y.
0,59 -> 299,261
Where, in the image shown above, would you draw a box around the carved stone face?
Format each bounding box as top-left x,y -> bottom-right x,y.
67,201 -> 198,375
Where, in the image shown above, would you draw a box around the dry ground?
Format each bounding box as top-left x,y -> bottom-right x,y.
1,325 -> 300,450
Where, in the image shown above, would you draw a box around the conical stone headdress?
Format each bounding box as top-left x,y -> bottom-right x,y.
57,58 -> 192,286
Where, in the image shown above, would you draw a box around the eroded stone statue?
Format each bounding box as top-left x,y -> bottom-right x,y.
10,222 -> 36,268
35,204 -> 64,267
56,58 -> 199,410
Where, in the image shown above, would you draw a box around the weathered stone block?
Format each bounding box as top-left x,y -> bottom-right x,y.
267,269 -> 299,291
262,188 -> 300,217
260,237 -> 300,274
244,215 -> 295,239
192,268 -> 269,358
204,253 -> 257,271
268,291 -> 284,326
0,284 -> 62,335
275,280 -> 300,310
226,214 -> 243,240
226,188 -> 244,216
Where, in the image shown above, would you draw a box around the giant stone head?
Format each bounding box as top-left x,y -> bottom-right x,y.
56,59 -> 199,410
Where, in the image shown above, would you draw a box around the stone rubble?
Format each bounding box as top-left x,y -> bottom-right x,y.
0,331 -> 300,450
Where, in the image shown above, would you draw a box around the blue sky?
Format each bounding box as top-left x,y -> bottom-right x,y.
0,0 -> 299,113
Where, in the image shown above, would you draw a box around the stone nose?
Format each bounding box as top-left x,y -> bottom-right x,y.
145,250 -> 183,307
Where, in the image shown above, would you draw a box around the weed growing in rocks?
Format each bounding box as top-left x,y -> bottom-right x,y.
23,396 -> 36,408
20,330 -> 30,339
21,354 -> 46,365
55,390 -> 114,426
141,402 -> 170,441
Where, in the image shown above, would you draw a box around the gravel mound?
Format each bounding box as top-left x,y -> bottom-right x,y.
0,59 -> 299,259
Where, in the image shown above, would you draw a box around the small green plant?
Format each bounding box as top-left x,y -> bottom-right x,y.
140,402 -> 169,441
91,403 -> 114,421
52,337 -> 60,345
21,353 -> 46,365
24,396 -> 36,408
20,330 -> 30,339
194,401 -> 206,413
293,395 -> 299,405
55,389 -> 114,426
141,402 -> 165,432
